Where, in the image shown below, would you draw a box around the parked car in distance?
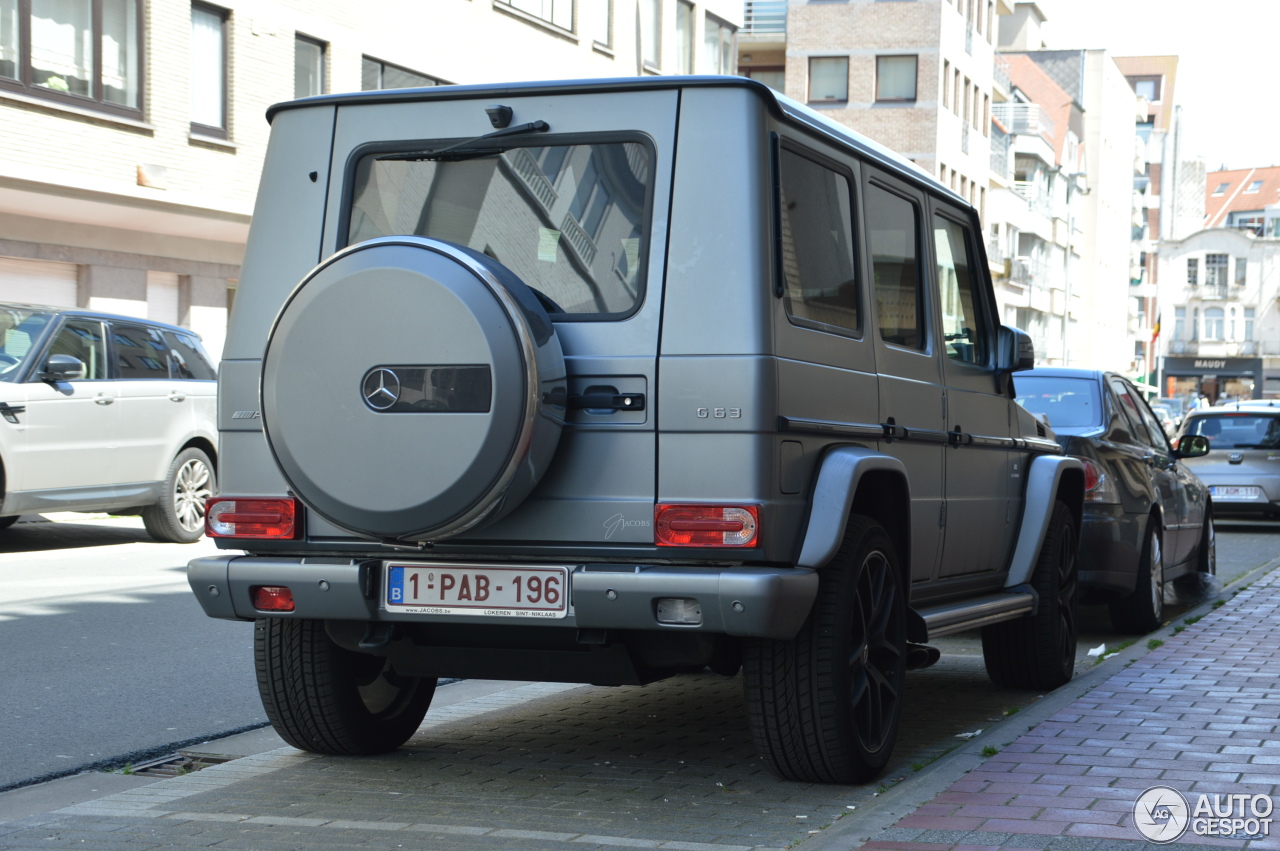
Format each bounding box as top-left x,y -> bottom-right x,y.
0,303 -> 218,542
1015,369 -> 1214,634
1174,403 -> 1280,518
187,76 -> 1086,786
1148,402 -> 1177,437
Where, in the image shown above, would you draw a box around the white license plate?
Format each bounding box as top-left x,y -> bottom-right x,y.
384,563 -> 569,618
1209,486 -> 1263,500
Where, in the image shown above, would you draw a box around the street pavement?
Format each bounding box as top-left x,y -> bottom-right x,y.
0,537 -> 1277,849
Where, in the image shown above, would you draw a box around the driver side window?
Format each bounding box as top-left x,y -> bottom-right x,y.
47,320 -> 108,380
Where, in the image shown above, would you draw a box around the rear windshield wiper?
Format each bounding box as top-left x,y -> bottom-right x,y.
377,120 -> 550,163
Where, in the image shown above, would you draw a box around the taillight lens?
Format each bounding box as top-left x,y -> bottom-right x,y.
1077,457 -> 1119,504
654,504 -> 760,547
206,498 -> 298,539
251,586 -> 295,612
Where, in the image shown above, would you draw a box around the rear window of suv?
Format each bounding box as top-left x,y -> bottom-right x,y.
347,140 -> 653,319
1185,413 -> 1280,448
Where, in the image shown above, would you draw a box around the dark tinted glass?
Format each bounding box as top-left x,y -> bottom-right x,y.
114,324 -> 169,379
778,148 -> 858,334
163,331 -> 218,380
1014,376 -> 1102,428
48,319 -> 108,379
867,184 -> 922,348
349,141 -> 652,317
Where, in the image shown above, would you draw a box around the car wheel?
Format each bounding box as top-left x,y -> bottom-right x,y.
254,618 -> 436,755
141,447 -> 215,544
982,500 -> 1078,690
1108,520 -> 1163,634
742,515 -> 906,784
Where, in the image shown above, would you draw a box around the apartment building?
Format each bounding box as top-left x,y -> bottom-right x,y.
0,0 -> 740,359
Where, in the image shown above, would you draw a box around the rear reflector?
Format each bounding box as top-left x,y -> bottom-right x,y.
251,586 -> 295,612
206,498 -> 298,539
654,504 -> 759,547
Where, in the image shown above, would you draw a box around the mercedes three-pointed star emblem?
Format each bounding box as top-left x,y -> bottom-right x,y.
362,368 -> 401,411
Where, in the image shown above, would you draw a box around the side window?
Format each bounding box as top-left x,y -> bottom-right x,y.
47,320 -> 108,380
933,212 -> 990,365
778,147 -> 859,334
164,332 -> 218,380
867,183 -> 923,348
113,324 -> 169,379
1109,378 -> 1163,449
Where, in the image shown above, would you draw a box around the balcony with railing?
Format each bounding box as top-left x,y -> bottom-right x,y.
742,1 -> 786,34
991,102 -> 1055,142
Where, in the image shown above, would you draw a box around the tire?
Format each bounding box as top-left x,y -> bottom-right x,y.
982,500 -> 1079,690
254,618 -> 436,755
142,447 -> 215,544
1108,520 -> 1163,634
742,516 -> 906,784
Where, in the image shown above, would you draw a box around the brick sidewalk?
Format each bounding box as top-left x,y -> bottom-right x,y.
858,568 -> 1280,851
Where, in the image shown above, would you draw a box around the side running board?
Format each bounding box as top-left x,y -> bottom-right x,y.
913,590 -> 1036,639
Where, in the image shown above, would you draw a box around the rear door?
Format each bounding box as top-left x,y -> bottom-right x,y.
319,89 -> 679,545
111,322 -> 193,485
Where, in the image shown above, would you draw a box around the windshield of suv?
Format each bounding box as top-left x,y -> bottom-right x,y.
348,141 -> 652,318
1184,413 -> 1280,449
1014,376 -> 1101,428
0,307 -> 54,382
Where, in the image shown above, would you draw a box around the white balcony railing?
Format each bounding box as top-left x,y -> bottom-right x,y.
992,102 -> 1055,141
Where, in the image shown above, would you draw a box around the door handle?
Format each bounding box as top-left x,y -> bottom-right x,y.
168,392 -> 187,402
94,394 -> 114,406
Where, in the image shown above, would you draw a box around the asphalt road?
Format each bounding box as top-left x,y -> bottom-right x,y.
0,515 -> 263,792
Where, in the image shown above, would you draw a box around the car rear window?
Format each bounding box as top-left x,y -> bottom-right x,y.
1185,414 -> 1280,448
347,140 -> 653,319
1014,376 -> 1101,428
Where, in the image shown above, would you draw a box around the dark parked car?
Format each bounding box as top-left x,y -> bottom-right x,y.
1016,369 -> 1214,633
1174,402 -> 1280,518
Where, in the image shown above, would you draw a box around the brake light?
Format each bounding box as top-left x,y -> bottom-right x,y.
1076,457 -> 1118,504
206,498 -> 298,539
251,586 -> 295,612
655,504 -> 759,547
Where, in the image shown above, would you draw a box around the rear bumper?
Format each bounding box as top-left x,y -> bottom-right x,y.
187,556 -> 819,640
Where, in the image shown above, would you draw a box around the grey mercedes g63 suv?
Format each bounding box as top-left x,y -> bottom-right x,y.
189,77 -> 1084,784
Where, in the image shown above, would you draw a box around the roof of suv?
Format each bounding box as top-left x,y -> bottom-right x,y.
265,75 -> 959,207
0,301 -> 201,338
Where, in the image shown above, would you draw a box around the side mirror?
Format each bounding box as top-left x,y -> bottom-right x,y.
1174,433 -> 1211,458
997,326 -> 1035,373
40,354 -> 86,382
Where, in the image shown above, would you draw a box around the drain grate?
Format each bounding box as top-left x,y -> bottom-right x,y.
128,751 -> 234,778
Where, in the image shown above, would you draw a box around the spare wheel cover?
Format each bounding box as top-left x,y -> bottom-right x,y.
262,237 -> 561,541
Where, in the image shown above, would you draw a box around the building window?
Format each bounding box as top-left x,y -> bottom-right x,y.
1174,306 -> 1185,340
583,0 -> 611,48
702,13 -> 735,74
294,34 -> 325,99
1212,182 -> 1230,196
1245,180 -> 1263,194
745,67 -> 784,92
497,0 -> 573,30
190,3 -> 227,137
1205,253 -> 1228,287
809,57 -> 848,102
640,0 -> 659,69
675,1 -> 693,73
1132,77 -> 1159,101
876,55 -> 917,102
0,0 -> 142,116
1204,307 -> 1224,341
1187,257 -> 1198,285
361,57 -> 446,90
1245,307 -> 1256,340
942,60 -> 950,108
1235,257 -> 1247,285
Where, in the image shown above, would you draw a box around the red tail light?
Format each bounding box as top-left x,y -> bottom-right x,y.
655,504 -> 759,547
251,586 -> 295,612
206,498 -> 298,539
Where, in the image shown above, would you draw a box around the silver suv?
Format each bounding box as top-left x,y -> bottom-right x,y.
0,303 -> 218,542
188,78 -> 1084,784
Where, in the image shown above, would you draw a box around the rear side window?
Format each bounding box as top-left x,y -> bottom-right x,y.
164,331 -> 218,380
348,140 -> 653,319
1014,376 -> 1101,428
778,147 -> 859,334
1186,414 -> 1280,448
866,183 -> 923,349
113,324 -> 169,379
